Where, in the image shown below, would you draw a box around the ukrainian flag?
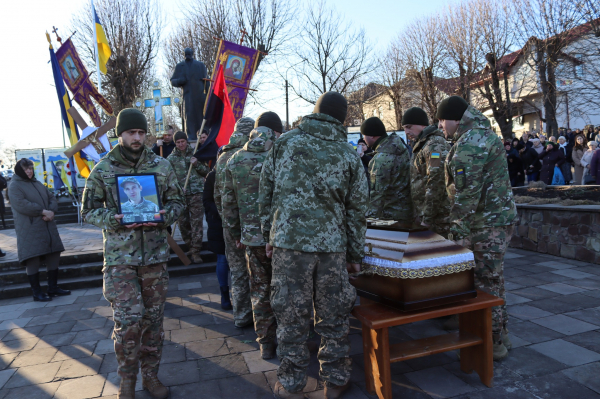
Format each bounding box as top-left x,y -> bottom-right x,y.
47,33 -> 91,178
93,1 -> 111,74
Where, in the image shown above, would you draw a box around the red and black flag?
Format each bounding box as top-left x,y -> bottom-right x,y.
194,65 -> 236,164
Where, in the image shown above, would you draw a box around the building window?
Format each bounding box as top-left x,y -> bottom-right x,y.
575,54 -> 584,77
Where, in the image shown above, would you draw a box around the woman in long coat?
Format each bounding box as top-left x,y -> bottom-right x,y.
539,142 -> 566,185
571,134 -> 587,185
8,158 -> 70,301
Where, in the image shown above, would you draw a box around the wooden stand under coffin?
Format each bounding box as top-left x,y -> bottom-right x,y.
350,220 -> 477,311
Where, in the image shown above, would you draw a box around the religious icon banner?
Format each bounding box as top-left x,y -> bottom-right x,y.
209,40 -> 260,120
55,39 -> 113,127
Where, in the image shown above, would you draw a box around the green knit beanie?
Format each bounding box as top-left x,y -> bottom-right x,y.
173,131 -> 187,142
436,96 -> 469,121
116,108 -> 148,136
401,107 -> 429,126
361,117 -> 387,137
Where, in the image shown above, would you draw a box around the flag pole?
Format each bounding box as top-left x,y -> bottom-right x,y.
91,0 -> 102,96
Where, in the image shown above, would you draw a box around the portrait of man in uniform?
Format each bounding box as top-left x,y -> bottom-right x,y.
116,175 -> 163,224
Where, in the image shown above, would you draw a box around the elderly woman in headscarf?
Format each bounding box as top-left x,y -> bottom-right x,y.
539,134 -> 547,145
581,141 -> 598,184
539,142 -> 566,184
571,134 -> 588,185
7,158 -> 71,301
557,136 -> 573,183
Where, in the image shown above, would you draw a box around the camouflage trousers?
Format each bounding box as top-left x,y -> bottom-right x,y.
223,228 -> 252,326
271,248 -> 356,393
245,246 -> 277,345
466,225 -> 513,344
179,193 -> 204,255
103,263 -> 168,379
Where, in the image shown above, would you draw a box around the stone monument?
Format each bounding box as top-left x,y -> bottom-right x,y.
170,48 -> 208,141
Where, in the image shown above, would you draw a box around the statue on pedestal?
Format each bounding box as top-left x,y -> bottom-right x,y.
170,48 -> 208,141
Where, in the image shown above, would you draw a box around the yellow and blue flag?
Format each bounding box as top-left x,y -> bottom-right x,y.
47,33 -> 91,178
93,1 -> 111,74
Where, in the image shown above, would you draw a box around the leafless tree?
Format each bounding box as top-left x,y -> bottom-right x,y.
513,0 -> 583,137
440,2 -> 486,101
470,0 -> 520,139
394,15 -> 445,122
287,0 -> 376,106
378,44 -> 413,130
69,0 -> 163,116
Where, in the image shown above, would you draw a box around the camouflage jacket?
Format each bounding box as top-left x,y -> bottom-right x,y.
81,145 -> 185,267
367,133 -> 413,222
259,113 -> 368,263
214,133 -> 249,216
167,145 -> 209,196
222,127 -> 276,246
410,126 -> 452,225
445,105 -> 517,238
121,198 -> 159,224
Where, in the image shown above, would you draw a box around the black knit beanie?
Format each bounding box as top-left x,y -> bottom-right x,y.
116,108 -> 148,136
173,131 -> 187,142
436,96 -> 469,121
255,112 -> 283,133
313,92 -> 348,124
401,107 -> 429,126
361,117 -> 387,137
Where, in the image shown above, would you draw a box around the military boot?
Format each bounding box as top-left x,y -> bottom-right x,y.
324,381 -> 351,399
493,342 -> 508,360
274,381 -> 306,399
118,377 -> 136,399
260,343 -> 277,360
142,374 -> 169,399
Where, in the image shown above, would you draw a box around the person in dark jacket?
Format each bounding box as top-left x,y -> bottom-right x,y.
517,142 -> 540,183
557,136 -> 573,183
0,173 -> 6,229
505,141 -> 524,187
8,159 -> 71,301
585,126 -> 597,143
203,166 -> 232,310
539,142 -> 566,184
590,147 -> 600,183
151,126 -> 176,158
356,137 -> 373,176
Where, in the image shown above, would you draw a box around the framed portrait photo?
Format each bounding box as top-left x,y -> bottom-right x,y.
115,174 -> 164,225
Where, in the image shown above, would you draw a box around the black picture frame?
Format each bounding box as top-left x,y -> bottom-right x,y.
115,173 -> 164,225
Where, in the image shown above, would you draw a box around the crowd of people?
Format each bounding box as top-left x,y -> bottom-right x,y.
505,126 -> 600,186
4,92 -> 549,399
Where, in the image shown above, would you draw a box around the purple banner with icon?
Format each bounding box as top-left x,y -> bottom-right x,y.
209,40 -> 260,120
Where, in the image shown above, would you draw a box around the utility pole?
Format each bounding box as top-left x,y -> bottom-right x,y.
285,79 -> 289,131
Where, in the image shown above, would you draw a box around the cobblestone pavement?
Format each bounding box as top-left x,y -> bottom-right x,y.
0,249 -> 599,398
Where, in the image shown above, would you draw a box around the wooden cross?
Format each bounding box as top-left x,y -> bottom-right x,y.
52,26 -> 62,45
64,108 -> 116,160
240,28 -> 248,45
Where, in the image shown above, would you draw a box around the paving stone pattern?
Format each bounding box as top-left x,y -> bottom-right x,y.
0,249 -> 598,398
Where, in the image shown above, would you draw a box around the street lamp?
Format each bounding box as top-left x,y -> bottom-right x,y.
284,60 -> 306,131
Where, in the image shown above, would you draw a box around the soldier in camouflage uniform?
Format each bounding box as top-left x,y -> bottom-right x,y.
81,109 -> 184,399
361,116 -> 413,223
402,107 -> 452,238
437,96 -> 517,360
214,117 -> 254,327
167,131 -> 209,264
260,92 -> 368,399
221,126 -> 278,360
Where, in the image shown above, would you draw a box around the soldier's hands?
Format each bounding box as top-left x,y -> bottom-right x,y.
190,157 -> 198,165
114,214 -> 142,229
265,243 -> 273,258
347,263 -> 361,280
157,139 -> 164,146
142,210 -> 167,227
235,240 -> 246,250
421,221 -> 430,228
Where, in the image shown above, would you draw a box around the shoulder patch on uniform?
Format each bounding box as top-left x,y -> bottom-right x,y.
431,153 -> 440,159
102,173 -> 115,179
457,169 -> 464,175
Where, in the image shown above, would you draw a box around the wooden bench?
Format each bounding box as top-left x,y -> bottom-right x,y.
352,290 -> 503,399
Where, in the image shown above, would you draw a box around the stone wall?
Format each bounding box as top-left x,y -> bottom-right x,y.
510,204 -> 600,264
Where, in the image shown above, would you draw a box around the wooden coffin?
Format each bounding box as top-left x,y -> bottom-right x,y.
350,220 -> 477,311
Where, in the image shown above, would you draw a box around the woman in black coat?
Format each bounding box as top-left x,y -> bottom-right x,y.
8,159 -> 70,301
517,142 -> 540,183
539,143 -> 566,184
203,168 -> 232,310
